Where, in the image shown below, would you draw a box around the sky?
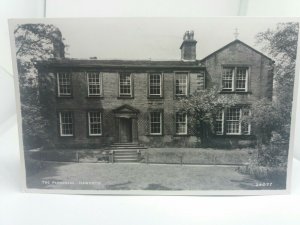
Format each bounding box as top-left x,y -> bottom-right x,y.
14,18 -> 300,61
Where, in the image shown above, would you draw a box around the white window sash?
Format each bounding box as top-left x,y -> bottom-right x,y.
59,112 -> 73,137
226,108 -> 242,135
149,73 -> 162,96
57,73 -> 71,97
87,72 -> 102,97
175,73 -> 188,96
150,112 -> 162,135
216,109 -> 224,135
119,73 -> 132,96
176,113 -> 187,135
88,112 -> 102,136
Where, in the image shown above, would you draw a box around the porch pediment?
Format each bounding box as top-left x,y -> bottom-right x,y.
112,104 -> 140,114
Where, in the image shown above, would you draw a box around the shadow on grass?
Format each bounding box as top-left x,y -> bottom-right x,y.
143,183 -> 174,190
105,181 -> 132,190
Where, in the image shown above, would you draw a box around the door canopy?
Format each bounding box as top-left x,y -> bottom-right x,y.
113,104 -> 139,118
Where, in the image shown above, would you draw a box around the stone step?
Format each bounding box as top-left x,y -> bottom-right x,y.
113,158 -> 139,163
112,143 -> 139,145
112,149 -> 140,152
110,146 -> 147,149
114,152 -> 139,156
114,155 -> 139,159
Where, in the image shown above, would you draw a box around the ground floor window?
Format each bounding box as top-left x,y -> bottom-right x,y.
176,112 -> 187,134
59,112 -> 73,136
150,112 -> 162,135
88,111 -> 102,136
215,110 -> 224,135
216,107 -> 251,135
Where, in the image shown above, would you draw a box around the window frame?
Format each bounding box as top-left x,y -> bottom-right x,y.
57,72 -> 72,97
149,111 -> 163,135
221,66 -> 249,92
215,109 -> 224,135
175,72 -> 189,97
215,107 -> 251,136
58,111 -> 74,137
87,72 -> 102,97
175,112 -> 188,135
241,108 -> 251,135
225,108 -> 242,135
148,73 -> 163,98
87,111 -> 102,136
119,72 -> 133,98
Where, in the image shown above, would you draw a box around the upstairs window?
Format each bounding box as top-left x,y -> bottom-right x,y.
59,112 -> 73,136
175,73 -> 188,96
88,111 -> 102,136
57,73 -> 71,96
150,112 -> 162,135
119,73 -> 132,97
175,112 -> 187,135
222,68 -> 234,91
149,73 -> 162,97
236,68 -> 248,92
87,72 -> 102,96
222,67 -> 249,92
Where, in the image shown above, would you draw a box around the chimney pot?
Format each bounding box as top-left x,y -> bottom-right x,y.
180,30 -> 197,61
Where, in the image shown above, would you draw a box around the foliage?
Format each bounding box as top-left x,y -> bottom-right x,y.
15,23 -> 65,150
178,87 -> 239,145
246,22 -> 299,166
255,22 -> 299,140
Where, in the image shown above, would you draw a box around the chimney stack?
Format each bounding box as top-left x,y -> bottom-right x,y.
180,31 -> 197,61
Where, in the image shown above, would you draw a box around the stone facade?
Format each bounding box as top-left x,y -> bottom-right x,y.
36,37 -> 274,150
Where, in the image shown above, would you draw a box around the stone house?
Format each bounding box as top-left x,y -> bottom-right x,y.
35,31 -> 274,149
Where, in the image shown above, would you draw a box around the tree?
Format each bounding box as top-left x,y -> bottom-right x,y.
255,22 -> 299,140
178,87 -> 239,146
251,22 -> 299,166
14,24 -> 65,150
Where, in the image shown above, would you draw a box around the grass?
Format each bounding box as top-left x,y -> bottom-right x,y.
142,148 -> 256,165
238,165 -> 287,189
26,162 -> 265,190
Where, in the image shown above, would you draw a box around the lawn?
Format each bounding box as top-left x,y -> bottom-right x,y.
26,161 -> 269,191
142,148 -> 255,165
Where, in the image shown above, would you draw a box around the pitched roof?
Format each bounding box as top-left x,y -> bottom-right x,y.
35,58 -> 205,70
200,39 -> 274,62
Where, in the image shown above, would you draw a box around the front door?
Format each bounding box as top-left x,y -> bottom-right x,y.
119,118 -> 132,143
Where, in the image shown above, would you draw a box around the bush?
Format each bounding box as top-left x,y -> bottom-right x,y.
238,164 -> 287,189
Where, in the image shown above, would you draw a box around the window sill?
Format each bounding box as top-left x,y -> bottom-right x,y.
148,96 -> 164,99
57,96 -> 73,99
117,96 -> 134,99
173,134 -> 189,137
88,134 -> 103,137
214,134 -> 254,137
147,134 -> 163,136
219,91 -> 252,94
86,96 -> 104,99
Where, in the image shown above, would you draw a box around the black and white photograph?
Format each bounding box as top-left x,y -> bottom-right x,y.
9,17 -> 299,194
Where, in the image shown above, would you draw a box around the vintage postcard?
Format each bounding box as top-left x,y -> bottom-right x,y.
9,18 -> 299,195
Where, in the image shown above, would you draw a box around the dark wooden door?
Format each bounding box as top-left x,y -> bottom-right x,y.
119,118 -> 132,143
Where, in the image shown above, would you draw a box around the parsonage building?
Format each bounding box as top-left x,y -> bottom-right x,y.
35,31 -> 274,149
